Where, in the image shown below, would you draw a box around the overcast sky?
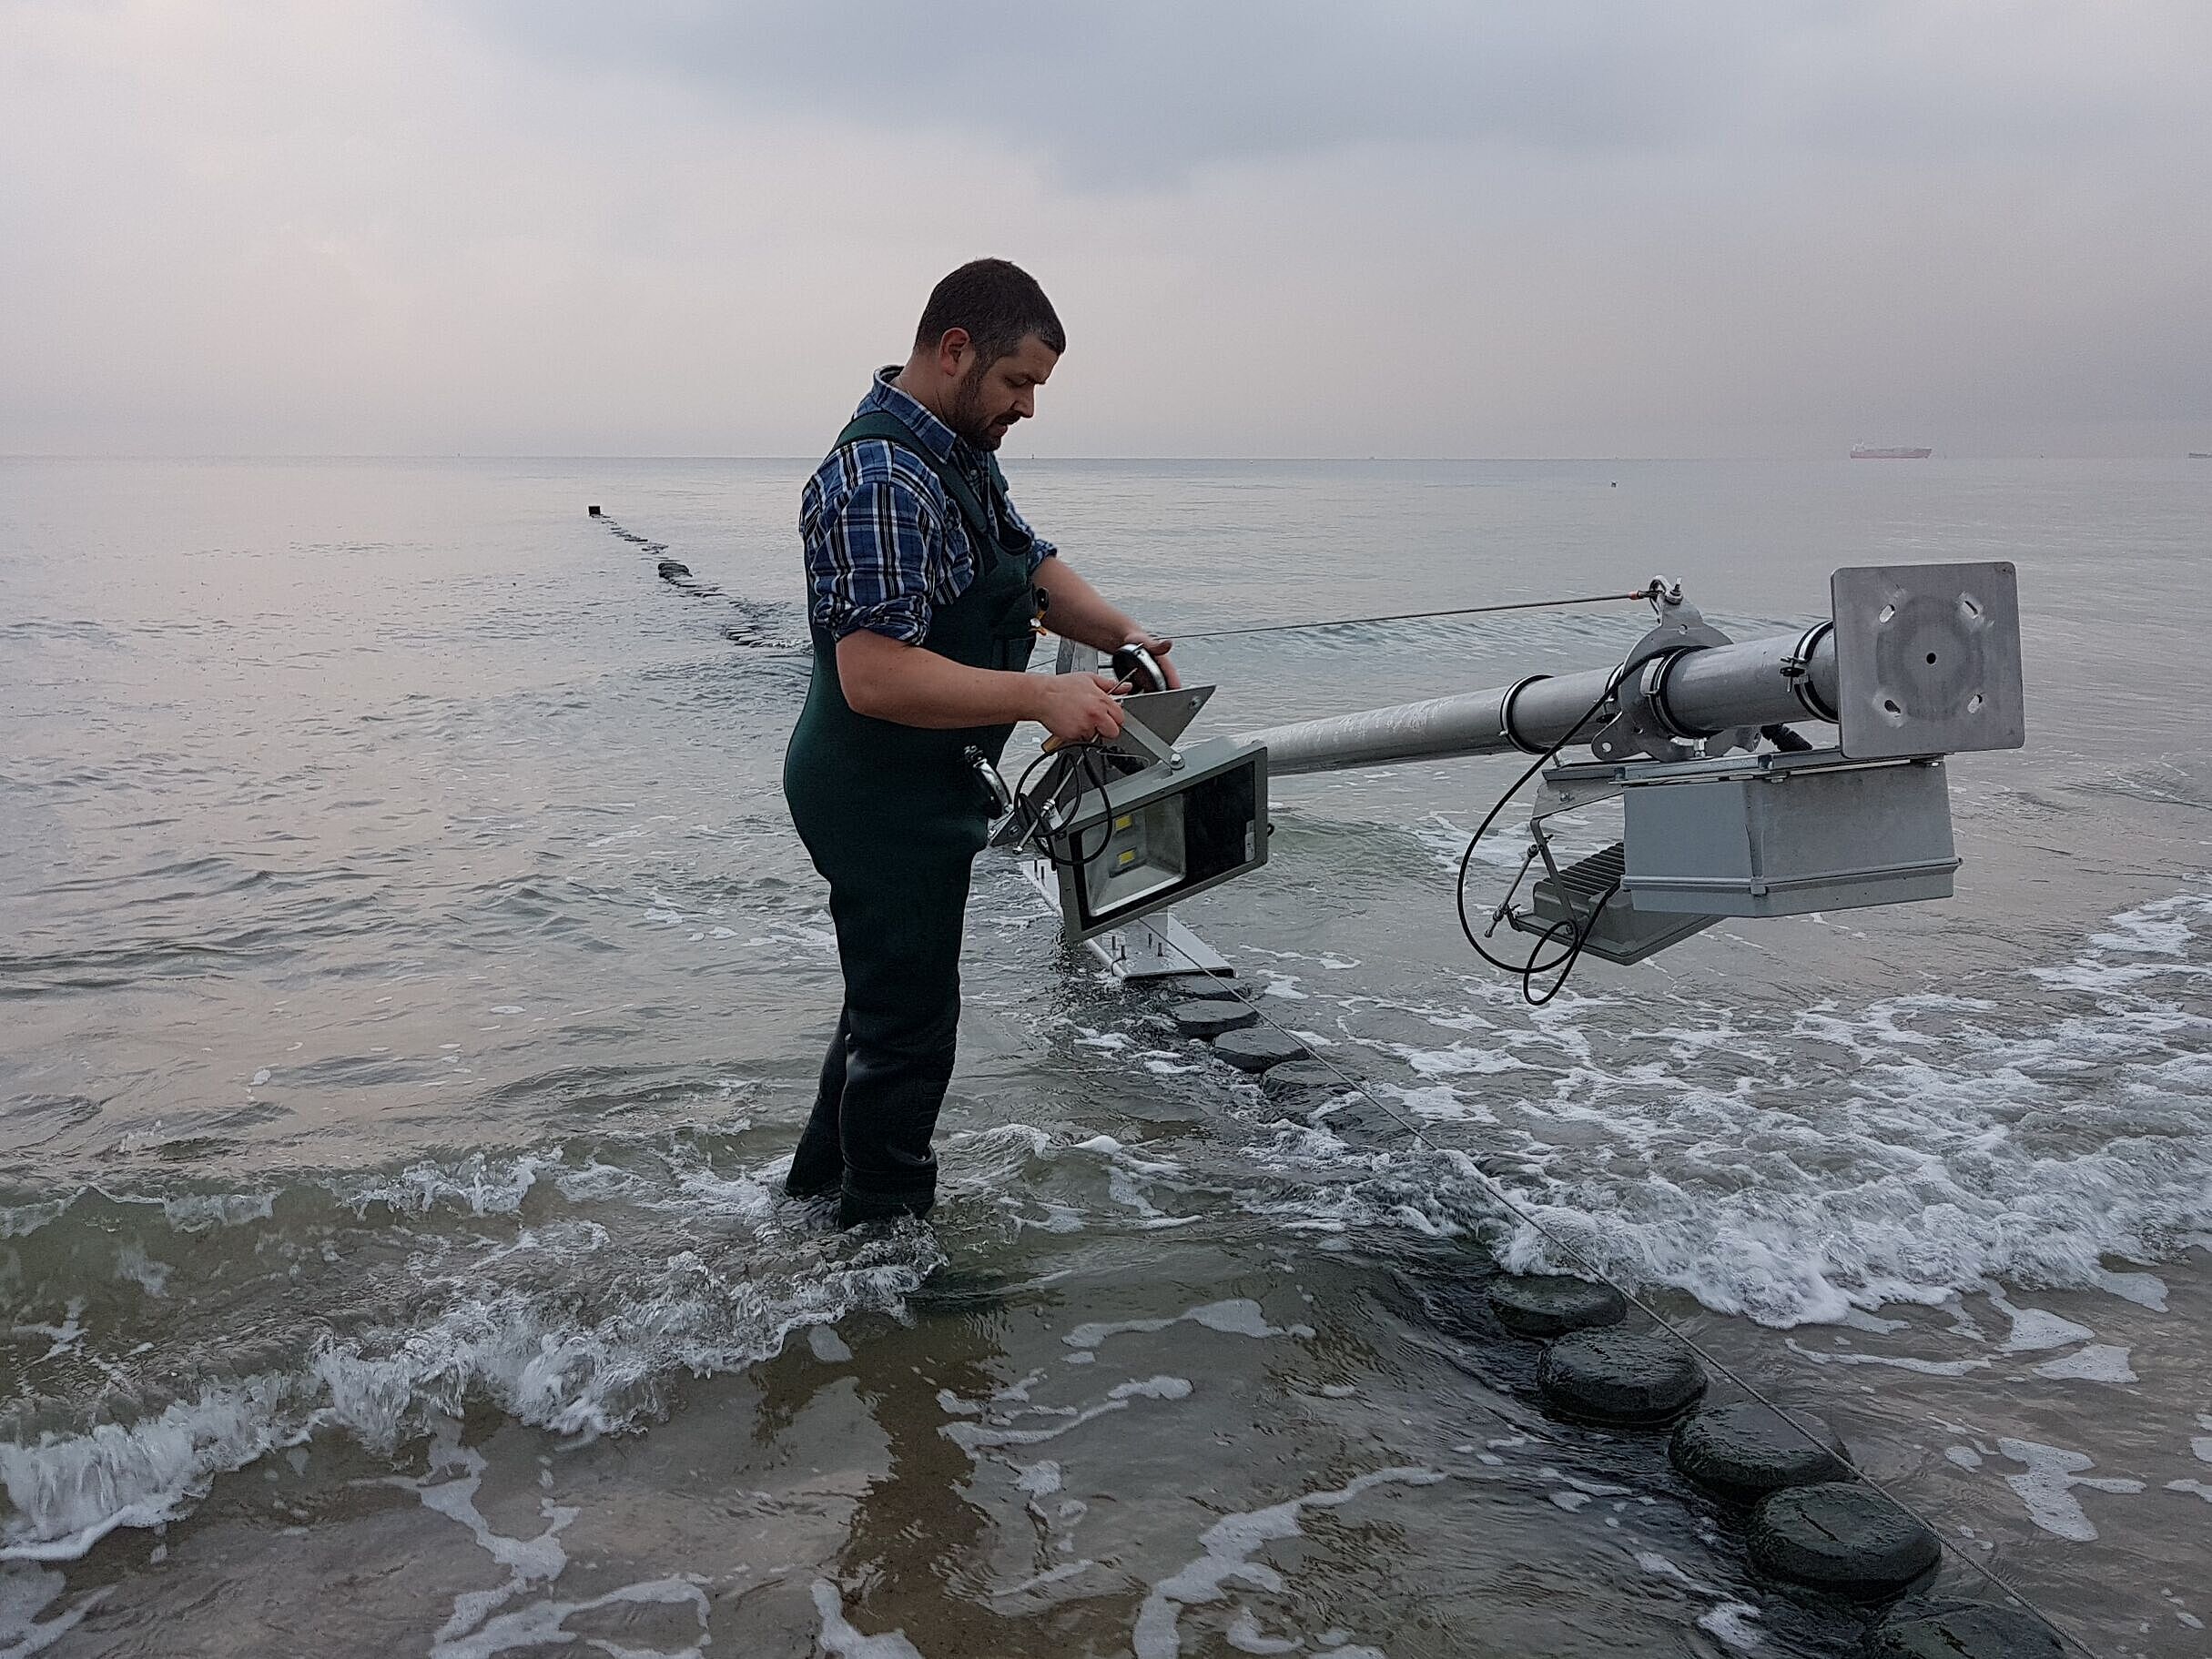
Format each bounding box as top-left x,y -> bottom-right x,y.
3,1 -> 2207,457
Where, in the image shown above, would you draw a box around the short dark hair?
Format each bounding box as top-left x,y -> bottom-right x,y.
913,258 -> 1064,366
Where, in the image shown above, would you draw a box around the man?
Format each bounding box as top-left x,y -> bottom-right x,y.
783,258 -> 1180,1227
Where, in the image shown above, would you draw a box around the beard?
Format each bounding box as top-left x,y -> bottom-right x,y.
947,361 -> 1015,450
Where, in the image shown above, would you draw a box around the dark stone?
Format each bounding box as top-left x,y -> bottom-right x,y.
1488,1273 -> 1627,1340
1749,1482 -> 1939,1601
1262,1060 -> 1345,1099
1537,1329 -> 1706,1426
657,560 -> 692,580
1170,1000 -> 1259,1038
1870,1599 -> 2065,1659
1165,976 -> 1243,1002
1213,1027 -> 1308,1072
1317,1097 -> 1395,1135
1671,1402 -> 1851,1503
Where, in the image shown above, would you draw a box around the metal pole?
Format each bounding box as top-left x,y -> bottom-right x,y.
1243,630 -> 1839,778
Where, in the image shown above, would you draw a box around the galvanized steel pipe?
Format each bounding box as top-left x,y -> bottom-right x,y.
1244,630 -> 1840,777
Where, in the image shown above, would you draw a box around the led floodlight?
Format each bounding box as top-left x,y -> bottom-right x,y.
1044,736 -> 1270,943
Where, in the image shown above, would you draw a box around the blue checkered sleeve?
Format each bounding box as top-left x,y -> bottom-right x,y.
800,441 -> 946,645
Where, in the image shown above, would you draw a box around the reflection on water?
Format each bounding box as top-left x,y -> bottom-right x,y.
2,457 -> 2208,1655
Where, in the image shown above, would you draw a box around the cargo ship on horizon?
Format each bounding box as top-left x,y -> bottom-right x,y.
1851,443 -> 1933,460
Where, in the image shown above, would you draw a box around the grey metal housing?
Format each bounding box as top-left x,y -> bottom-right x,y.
1618,751 -> 1960,917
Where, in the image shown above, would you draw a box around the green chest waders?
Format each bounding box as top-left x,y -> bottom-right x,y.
781,412 -> 1041,1223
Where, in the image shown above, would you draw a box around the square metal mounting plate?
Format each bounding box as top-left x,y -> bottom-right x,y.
1831,561 -> 2024,759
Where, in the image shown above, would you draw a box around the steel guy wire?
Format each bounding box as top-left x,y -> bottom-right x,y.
1174,587 -> 1659,641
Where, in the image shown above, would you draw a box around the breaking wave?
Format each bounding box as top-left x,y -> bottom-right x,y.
0,1139 -> 942,1563
1231,887 -> 2212,1327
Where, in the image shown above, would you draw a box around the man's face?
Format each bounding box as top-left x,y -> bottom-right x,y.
946,334 -> 1059,450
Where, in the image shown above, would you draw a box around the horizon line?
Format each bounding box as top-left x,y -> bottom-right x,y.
0,450 -> 2178,464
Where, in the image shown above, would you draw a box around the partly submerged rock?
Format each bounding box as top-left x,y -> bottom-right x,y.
1749,1482 -> 1939,1601
1487,1273 -> 1627,1340
1213,1027 -> 1307,1072
1261,1060 -> 1346,1099
1170,1001 -> 1259,1039
1538,1329 -> 1706,1426
1868,1598 -> 2065,1659
1164,976 -> 1243,1003
1670,1401 -> 1851,1504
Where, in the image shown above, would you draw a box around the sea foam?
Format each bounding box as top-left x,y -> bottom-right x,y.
1231,888 -> 2212,1328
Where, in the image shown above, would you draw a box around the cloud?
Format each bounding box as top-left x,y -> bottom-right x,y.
473,1 -> 2207,183
476,0 -> 1738,184
0,0 -> 2206,455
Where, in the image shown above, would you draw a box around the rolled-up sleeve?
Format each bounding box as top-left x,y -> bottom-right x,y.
802,457 -> 943,644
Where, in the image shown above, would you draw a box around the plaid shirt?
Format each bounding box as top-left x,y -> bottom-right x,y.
800,368 -> 1057,644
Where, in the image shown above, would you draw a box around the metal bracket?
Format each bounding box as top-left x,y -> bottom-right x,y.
1701,724 -> 1763,759
1536,768 -> 1625,819
990,684 -> 1219,849
1111,721 -> 1175,768
1019,858 -> 1233,980
1100,685 -> 1214,766
1781,622 -> 1838,722
1831,562 -> 2025,759
1588,583 -> 1733,763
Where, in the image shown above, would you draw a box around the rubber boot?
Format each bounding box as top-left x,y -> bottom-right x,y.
785,1014 -> 849,1199
837,1171 -> 938,1229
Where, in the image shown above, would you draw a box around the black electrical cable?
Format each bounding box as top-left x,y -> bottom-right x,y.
1012,741 -> 1120,873
1011,744 -> 1092,870
1451,675 -> 1626,1003
1517,876 -> 1624,1006
1456,702 -> 1823,1001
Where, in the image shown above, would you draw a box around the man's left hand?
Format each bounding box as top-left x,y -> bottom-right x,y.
1127,632 -> 1182,690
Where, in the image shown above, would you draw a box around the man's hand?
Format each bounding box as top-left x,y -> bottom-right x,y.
1032,561 -> 1183,688
1125,632 -> 1182,690
1031,673 -> 1126,744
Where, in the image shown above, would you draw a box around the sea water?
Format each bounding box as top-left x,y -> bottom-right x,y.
1,455 -> 2207,1656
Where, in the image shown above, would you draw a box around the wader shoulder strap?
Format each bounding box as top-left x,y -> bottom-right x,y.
835,410 -> 1004,570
